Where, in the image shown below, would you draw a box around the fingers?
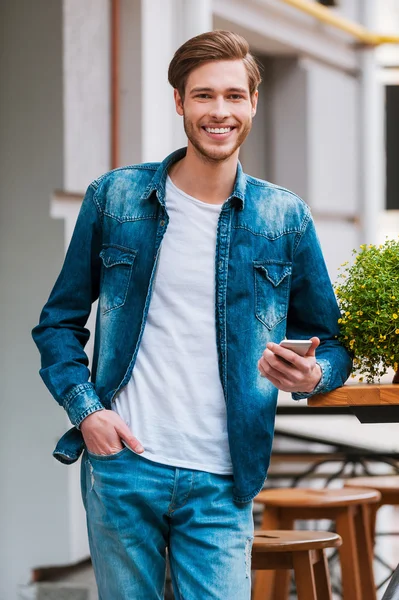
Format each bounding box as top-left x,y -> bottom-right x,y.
115,422 -> 144,454
81,409 -> 145,455
306,337 -> 320,357
258,345 -> 315,391
258,357 -> 294,390
266,343 -> 302,367
259,347 -> 302,378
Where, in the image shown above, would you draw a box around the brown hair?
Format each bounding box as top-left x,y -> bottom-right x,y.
168,30 -> 261,100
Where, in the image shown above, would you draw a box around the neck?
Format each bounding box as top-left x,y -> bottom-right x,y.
168,143 -> 239,205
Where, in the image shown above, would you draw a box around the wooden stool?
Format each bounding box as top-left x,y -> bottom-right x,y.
252,530 -> 342,600
345,476 -> 399,537
253,487 -> 381,600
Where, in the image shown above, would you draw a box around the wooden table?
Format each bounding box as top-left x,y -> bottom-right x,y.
308,382 -> 399,598
308,383 -> 399,423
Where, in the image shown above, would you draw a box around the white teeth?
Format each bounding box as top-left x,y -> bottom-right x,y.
205,127 -> 232,134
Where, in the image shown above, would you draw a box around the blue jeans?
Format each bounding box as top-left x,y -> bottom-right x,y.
80,447 -> 254,599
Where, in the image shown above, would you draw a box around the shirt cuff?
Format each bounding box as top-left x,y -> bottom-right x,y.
63,382 -> 105,428
291,358 -> 332,401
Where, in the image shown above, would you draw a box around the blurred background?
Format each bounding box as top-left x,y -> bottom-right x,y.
1,0 -> 399,598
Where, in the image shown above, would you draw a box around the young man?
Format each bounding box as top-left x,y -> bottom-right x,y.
32,30 -> 352,599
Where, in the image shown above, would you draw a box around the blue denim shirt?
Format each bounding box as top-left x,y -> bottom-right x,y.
32,147 -> 352,503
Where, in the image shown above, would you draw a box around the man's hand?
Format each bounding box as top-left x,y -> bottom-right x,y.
257,337 -> 322,393
80,410 -> 144,455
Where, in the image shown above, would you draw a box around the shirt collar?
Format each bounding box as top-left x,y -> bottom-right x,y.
141,147 -> 246,209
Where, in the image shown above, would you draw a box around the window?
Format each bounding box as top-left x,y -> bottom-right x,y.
386,85 -> 399,210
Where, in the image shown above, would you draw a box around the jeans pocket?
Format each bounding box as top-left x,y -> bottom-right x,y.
87,446 -> 130,461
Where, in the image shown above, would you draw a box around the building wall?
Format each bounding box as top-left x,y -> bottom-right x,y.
0,1 -> 386,597
63,0 -> 111,191
241,52 -> 361,282
0,2 -> 67,599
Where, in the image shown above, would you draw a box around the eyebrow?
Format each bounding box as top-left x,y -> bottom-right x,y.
189,86 -> 249,95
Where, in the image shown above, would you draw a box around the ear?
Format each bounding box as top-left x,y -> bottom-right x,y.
174,89 -> 184,116
251,90 -> 259,118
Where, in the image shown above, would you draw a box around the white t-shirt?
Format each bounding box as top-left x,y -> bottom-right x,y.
112,176 -> 233,474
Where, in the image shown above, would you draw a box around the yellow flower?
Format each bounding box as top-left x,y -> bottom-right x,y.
391,355 -> 395,360
392,296 -> 396,300
376,311 -> 380,315
370,337 -> 374,342
338,318 -> 342,323
396,330 -> 399,334
361,284 -> 365,288
394,314 -> 398,319
345,311 -> 350,316
359,377 -> 364,382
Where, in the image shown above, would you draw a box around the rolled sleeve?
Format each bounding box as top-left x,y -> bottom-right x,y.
63,382 -> 105,428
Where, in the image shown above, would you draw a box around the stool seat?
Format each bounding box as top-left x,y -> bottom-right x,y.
345,476 -> 399,494
253,487 -> 380,600
253,530 -> 342,553
256,486 -> 381,507
252,530 -> 342,600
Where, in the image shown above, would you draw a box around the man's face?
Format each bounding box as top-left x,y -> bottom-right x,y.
174,59 -> 258,163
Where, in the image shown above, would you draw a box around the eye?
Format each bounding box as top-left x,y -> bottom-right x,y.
228,94 -> 244,100
195,94 -> 211,99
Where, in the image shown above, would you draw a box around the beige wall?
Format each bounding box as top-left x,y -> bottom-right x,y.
0,2 -> 67,599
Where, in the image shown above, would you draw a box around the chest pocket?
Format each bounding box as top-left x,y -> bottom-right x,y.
99,245 -> 137,314
254,260 -> 292,330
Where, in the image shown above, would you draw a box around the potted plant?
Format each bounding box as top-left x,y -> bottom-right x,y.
335,238 -> 399,383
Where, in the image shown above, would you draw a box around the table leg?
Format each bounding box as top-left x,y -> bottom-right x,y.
292,550 -> 317,600
336,506 -> 362,600
354,504 -> 377,600
313,549 -> 333,600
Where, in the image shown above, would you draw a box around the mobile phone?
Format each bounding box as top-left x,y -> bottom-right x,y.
279,339 -> 312,357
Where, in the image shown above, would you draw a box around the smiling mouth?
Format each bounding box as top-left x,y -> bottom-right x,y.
203,126 -> 235,134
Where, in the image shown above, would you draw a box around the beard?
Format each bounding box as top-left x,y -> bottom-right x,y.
183,114 -> 252,164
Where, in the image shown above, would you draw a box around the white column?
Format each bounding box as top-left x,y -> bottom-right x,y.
180,0 -> 213,43
62,0 -> 111,563
171,0 -> 214,149
63,0 -> 111,190
359,0 -> 385,245
141,0 -> 177,161
140,0 -> 213,161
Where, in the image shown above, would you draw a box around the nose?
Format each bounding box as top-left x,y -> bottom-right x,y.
208,96 -> 231,121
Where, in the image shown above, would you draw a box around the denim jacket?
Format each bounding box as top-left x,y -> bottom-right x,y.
32,147 -> 352,503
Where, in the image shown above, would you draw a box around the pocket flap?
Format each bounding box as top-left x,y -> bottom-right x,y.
254,261 -> 292,287
99,245 -> 136,268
